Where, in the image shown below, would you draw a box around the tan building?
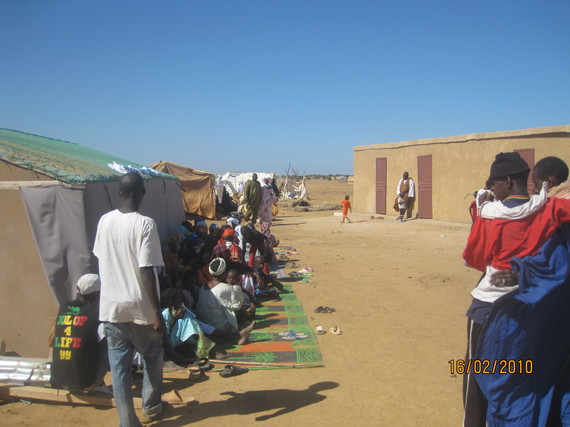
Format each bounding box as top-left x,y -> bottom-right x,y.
354,125 -> 570,223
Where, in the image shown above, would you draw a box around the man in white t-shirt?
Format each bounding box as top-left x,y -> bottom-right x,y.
93,172 -> 165,426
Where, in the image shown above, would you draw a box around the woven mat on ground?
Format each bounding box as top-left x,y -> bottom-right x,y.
221,288 -> 324,370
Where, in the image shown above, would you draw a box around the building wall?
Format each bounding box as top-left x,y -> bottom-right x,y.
354,125 -> 570,223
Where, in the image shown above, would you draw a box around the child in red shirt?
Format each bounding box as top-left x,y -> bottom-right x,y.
340,195 -> 352,223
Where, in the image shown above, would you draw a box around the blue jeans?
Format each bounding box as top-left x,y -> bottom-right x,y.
104,322 -> 163,427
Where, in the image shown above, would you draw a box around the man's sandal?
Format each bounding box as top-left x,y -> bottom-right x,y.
187,365 -> 203,381
219,365 -> 249,378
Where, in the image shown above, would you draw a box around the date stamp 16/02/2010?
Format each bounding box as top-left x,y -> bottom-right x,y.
449,359 -> 534,375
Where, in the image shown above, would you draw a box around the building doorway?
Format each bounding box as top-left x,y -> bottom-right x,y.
375,158 -> 387,214
417,155 -> 433,219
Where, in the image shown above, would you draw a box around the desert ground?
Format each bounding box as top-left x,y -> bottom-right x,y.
0,179 -> 482,426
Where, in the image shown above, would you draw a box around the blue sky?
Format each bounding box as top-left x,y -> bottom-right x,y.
1,1 -> 569,175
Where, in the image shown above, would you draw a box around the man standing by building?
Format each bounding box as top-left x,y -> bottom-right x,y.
244,173 -> 262,226
94,172 -> 165,426
396,171 -> 415,221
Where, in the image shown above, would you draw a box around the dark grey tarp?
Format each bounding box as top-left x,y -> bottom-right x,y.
20,185 -> 91,304
83,178 -> 185,248
20,178 -> 184,306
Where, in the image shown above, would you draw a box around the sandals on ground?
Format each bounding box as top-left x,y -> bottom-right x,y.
219,365 -> 249,378
329,326 -> 342,335
278,330 -> 309,340
314,306 -> 336,313
193,358 -> 213,371
187,365 -> 203,381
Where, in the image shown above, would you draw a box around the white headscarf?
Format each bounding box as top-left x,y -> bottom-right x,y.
209,258 -> 227,277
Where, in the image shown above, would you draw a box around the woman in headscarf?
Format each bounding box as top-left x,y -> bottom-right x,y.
259,177 -> 277,239
196,258 -> 244,333
211,229 -> 244,271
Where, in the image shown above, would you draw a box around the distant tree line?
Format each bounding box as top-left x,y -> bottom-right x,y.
275,174 -> 350,181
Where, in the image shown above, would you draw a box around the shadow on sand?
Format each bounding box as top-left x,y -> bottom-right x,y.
157,381 -> 339,425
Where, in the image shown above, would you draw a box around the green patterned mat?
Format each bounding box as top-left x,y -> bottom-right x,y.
220,287 -> 324,370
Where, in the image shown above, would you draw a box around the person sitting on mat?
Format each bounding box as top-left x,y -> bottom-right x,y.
252,255 -> 291,295
161,288 -> 254,363
226,268 -> 256,322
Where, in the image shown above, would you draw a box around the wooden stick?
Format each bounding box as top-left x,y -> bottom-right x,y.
0,385 -> 140,408
209,359 -> 324,368
0,385 -> 195,407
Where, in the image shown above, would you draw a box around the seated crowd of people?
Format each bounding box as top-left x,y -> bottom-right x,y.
158,212 -> 290,364
49,210 -> 291,392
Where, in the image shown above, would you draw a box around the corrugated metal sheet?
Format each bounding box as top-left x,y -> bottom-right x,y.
0,356 -> 51,385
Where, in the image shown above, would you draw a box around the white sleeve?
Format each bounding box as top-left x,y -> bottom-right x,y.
476,189 -> 490,209
93,218 -> 103,259
139,218 -> 164,267
408,180 -> 415,198
396,179 -> 402,195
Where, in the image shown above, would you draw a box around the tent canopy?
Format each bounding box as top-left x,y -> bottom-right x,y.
0,130 -> 185,357
149,161 -> 216,219
0,128 -> 147,183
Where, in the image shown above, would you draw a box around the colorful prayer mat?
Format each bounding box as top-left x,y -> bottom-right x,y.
221,287 -> 324,370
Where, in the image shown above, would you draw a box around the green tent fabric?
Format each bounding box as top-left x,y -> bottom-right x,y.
0,128 -> 144,183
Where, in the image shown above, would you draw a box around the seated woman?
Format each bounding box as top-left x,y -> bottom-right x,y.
162,236 -> 182,287
160,288 -> 215,364
162,287 -> 253,366
211,232 -> 244,272
196,258 -> 249,335
179,269 -> 201,311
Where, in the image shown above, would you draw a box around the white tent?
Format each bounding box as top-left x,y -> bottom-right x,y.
215,171 -> 274,199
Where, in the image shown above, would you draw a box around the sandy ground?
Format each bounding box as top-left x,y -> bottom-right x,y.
0,179 -> 482,426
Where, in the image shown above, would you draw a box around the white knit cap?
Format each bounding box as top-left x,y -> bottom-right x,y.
76,274 -> 101,295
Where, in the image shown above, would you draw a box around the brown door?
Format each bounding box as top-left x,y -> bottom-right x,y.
417,155 -> 433,219
515,148 -> 535,193
375,158 -> 387,214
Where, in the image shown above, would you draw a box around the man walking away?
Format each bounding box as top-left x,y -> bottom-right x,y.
94,172 -> 165,426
